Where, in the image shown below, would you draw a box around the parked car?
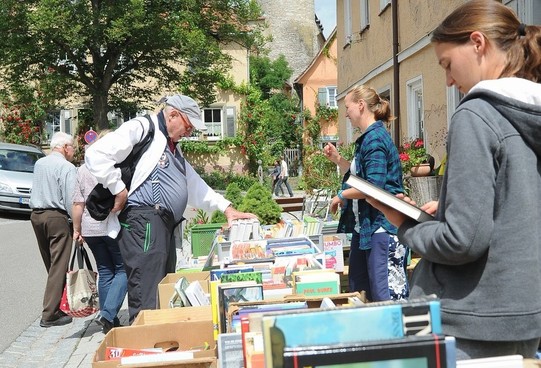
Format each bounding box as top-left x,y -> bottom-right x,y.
0,142 -> 45,214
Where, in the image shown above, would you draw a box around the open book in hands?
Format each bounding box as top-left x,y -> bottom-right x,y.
345,174 -> 434,223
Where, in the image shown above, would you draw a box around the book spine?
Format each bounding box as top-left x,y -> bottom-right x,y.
261,300 -> 442,367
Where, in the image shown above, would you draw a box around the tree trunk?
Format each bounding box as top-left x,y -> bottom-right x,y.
93,94 -> 110,130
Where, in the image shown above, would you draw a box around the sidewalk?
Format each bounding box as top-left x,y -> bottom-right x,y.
0,302 -> 129,368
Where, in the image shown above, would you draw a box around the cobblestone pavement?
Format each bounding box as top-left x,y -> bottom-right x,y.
0,304 -> 128,368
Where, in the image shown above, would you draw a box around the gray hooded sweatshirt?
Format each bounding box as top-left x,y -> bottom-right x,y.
399,77 -> 541,341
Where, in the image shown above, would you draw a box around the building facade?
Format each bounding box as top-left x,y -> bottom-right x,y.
336,0 -> 541,166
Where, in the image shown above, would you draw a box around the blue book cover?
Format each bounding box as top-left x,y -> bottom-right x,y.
261,298 -> 442,368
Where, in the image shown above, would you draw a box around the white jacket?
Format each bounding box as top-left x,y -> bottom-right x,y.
85,114 -> 231,214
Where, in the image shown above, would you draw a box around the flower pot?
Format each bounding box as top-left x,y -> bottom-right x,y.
410,163 -> 431,177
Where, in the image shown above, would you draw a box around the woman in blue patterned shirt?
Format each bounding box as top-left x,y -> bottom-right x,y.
324,85 -> 408,301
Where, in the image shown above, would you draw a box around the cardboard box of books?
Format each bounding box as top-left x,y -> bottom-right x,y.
158,271 -> 210,309
92,320 -> 216,368
132,306 -> 212,326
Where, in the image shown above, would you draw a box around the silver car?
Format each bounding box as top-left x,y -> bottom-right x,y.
0,142 -> 45,214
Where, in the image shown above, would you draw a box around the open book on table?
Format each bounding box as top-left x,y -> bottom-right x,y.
345,174 -> 434,223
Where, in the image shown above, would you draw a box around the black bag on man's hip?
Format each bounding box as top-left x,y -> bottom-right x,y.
86,116 -> 155,221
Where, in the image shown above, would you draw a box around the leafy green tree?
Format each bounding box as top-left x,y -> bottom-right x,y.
234,54 -> 302,172
250,54 -> 292,99
0,0 -> 263,130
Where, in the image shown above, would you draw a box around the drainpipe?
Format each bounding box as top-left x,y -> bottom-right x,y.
392,0 -> 400,147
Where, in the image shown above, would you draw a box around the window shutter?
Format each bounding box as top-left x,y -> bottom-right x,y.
318,88 -> 327,106
225,107 -> 236,137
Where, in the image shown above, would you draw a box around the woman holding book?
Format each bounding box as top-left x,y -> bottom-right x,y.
323,85 -> 408,302
367,0 -> 541,359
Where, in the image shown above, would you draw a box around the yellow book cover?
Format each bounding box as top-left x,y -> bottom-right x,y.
209,279 -> 221,341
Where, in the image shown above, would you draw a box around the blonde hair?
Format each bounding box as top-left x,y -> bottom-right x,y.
347,85 -> 395,122
431,0 -> 541,82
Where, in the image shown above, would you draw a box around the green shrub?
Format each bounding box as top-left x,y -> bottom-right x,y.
198,170 -> 258,191
210,182 -> 244,223
238,182 -> 282,225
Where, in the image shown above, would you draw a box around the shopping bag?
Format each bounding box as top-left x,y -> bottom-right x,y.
60,243 -> 99,318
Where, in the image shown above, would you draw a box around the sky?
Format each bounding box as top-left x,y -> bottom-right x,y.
314,0 -> 337,39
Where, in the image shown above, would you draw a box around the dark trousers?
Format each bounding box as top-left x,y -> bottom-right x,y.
117,206 -> 176,323
30,209 -> 72,321
275,176 -> 293,197
349,231 -> 391,301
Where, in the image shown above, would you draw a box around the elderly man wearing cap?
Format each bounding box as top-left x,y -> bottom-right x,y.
85,94 -> 257,323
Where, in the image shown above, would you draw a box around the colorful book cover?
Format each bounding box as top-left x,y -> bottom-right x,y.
294,279 -> 340,297
221,271 -> 263,284
322,234 -> 345,272
218,282 -> 264,333
281,335 -> 456,368
210,267 -> 254,281
261,298 -> 442,368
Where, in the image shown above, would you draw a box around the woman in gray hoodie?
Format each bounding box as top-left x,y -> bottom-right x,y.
369,0 -> 541,360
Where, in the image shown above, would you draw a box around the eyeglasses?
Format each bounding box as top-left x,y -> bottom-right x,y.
178,112 -> 195,132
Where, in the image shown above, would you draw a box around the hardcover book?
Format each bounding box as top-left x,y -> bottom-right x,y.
218,282 -> 264,333
322,234 -> 345,272
281,335 -> 456,368
261,297 -> 442,368
210,267 -> 254,281
217,332 -> 244,368
221,271 -> 263,285
184,280 -> 211,306
169,276 -> 190,308
346,174 -> 434,222
292,270 -> 340,297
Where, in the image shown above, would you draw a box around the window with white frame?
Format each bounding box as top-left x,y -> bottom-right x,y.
380,0 -> 391,11
203,108 -> 223,138
406,77 -> 424,141
318,87 -> 338,108
361,0 -> 370,31
344,0 -> 352,45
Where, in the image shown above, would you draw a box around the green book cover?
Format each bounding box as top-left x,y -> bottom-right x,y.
221,271 -> 263,284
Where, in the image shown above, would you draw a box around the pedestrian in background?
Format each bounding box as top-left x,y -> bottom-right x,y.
85,94 -> 257,323
324,85 -> 408,302
368,0 -> 541,359
29,132 -> 77,327
271,159 -> 284,196
72,130 -> 127,334
275,156 -> 293,197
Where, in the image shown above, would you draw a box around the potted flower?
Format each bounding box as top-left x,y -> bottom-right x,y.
399,138 -> 433,176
